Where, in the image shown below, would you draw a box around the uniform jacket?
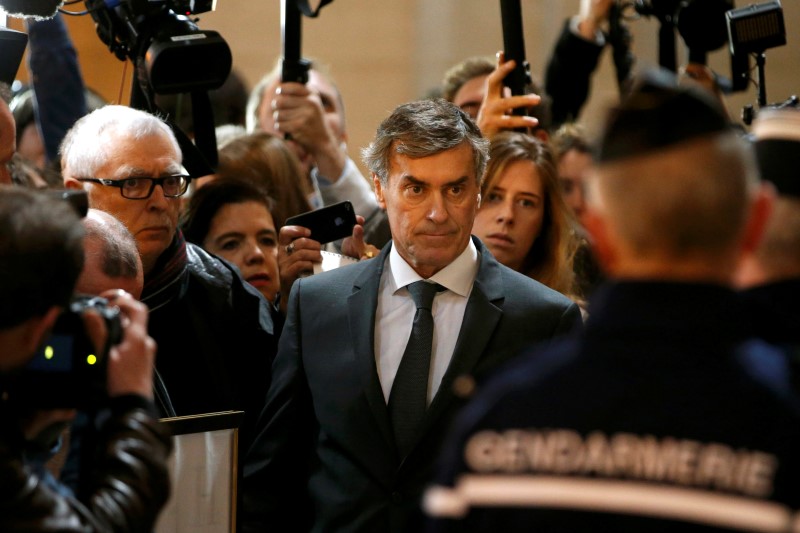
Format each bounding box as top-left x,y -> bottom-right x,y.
426,281 -> 800,533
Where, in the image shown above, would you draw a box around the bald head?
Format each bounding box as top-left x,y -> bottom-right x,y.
76,209 -> 144,299
584,70 -> 772,282
587,132 -> 762,280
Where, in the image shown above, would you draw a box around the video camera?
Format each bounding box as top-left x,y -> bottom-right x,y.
83,0 -> 232,175
84,0 -> 231,94
5,296 -> 123,410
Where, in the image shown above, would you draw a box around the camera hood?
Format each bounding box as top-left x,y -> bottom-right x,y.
145,27 -> 232,94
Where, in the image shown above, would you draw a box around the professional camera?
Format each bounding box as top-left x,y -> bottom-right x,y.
4,296 -> 123,410
84,0 -> 231,94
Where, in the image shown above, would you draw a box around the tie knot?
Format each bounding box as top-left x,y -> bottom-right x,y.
406,281 -> 442,310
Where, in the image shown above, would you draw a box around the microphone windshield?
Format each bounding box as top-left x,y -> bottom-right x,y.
0,0 -> 63,20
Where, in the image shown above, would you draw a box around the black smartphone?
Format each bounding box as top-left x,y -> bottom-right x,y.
284,201 -> 357,244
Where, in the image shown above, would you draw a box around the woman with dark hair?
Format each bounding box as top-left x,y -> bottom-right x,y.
216,131 -> 313,228
472,131 -> 581,299
182,179 -> 281,306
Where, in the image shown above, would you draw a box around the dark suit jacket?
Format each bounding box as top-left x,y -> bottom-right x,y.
241,238 -> 582,533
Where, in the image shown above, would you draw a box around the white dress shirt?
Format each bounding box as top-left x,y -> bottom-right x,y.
374,240 -> 479,405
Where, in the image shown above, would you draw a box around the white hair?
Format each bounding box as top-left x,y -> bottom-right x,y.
60,105 -> 181,178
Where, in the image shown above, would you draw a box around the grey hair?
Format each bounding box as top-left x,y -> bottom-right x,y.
361,99 -> 489,185
60,105 -> 180,178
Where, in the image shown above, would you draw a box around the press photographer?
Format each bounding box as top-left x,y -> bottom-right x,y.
0,186 -> 172,533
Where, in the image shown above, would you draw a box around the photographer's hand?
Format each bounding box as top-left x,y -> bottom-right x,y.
477,53 -> 541,138
85,290 -> 156,400
578,0 -> 614,40
272,82 -> 347,181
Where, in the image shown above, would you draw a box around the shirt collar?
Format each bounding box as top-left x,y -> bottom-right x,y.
388,239 -> 478,297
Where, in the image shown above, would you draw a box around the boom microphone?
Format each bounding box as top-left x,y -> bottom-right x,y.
0,0 -> 63,19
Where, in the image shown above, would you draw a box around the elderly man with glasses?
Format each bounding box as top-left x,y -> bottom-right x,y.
62,105 -> 278,454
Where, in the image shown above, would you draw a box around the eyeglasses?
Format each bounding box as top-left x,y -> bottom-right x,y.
76,175 -> 191,200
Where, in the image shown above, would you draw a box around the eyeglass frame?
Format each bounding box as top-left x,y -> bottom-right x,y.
75,175 -> 192,200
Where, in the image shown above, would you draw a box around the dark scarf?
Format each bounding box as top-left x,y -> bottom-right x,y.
140,231 -> 188,418
141,231 -> 188,313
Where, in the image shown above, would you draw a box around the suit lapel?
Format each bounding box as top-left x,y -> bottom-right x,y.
437,239 -> 505,389
347,243 -> 396,451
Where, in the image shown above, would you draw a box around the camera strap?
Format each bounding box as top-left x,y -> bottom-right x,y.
153,367 -> 176,418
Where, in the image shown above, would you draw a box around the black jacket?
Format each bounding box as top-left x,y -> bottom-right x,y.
0,396 -> 172,533
545,19 -> 605,129
427,281 -> 800,532
144,239 -> 279,452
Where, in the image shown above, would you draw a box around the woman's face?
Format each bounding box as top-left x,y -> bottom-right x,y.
204,201 -> 280,303
473,160 -> 545,272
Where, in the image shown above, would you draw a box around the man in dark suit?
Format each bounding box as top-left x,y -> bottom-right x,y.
240,99 -> 582,533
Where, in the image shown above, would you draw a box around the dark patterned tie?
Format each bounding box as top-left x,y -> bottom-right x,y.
389,280 -> 442,457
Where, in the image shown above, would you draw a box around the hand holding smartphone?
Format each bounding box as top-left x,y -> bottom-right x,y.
284,201 -> 357,244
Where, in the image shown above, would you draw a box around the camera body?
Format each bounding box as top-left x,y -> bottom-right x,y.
85,0 -> 231,94
4,296 -> 122,410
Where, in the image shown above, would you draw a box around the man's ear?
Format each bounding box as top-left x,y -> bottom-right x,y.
373,174 -> 386,209
64,176 -> 84,191
581,208 -> 615,275
740,182 -> 775,255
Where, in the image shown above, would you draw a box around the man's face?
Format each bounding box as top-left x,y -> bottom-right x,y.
374,142 -> 480,278
0,99 -> 16,185
452,74 -> 488,120
66,131 -> 182,275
